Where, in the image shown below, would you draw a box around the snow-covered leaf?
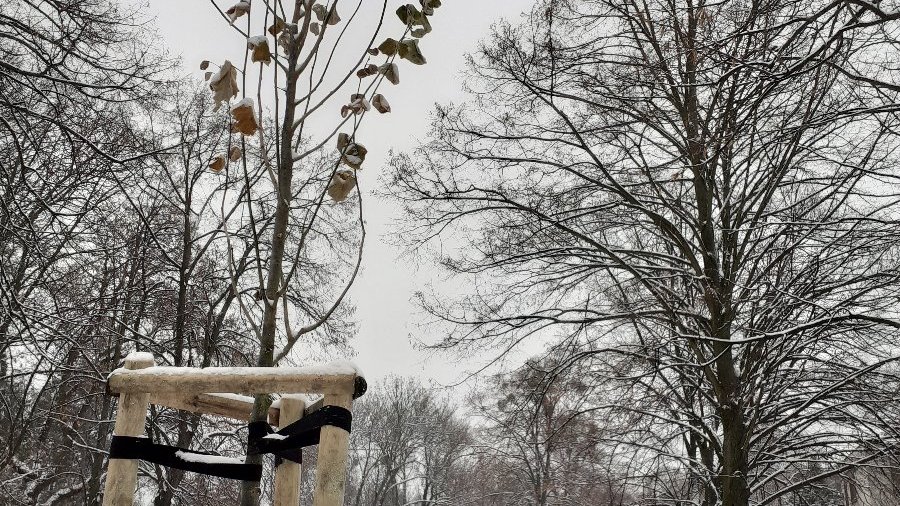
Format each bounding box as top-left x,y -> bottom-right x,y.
312,3 -> 326,20
248,36 -> 271,65
278,27 -> 296,52
397,4 -> 431,37
226,1 -> 250,23
396,4 -> 420,25
229,146 -> 242,161
341,94 -> 371,117
351,93 -> 370,112
341,142 -> 367,170
411,19 -> 432,38
230,99 -> 258,136
209,60 -> 239,111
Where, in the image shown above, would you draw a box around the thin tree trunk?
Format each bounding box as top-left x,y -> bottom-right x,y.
238,9 -> 300,504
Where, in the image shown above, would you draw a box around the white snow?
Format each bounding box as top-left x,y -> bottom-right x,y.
262,433 -> 287,440
174,450 -> 244,465
110,360 -> 364,379
271,393 -> 317,408
206,392 -> 256,403
208,64 -> 231,87
125,351 -> 155,363
247,35 -> 267,45
232,97 -> 254,110
345,360 -> 365,379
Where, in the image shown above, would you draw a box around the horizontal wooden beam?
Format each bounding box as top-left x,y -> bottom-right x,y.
148,392 -> 273,422
108,363 -> 366,397
148,392 -> 327,425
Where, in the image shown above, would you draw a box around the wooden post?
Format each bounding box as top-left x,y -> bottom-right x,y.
311,392 -> 353,506
273,396 -> 305,506
102,352 -> 155,506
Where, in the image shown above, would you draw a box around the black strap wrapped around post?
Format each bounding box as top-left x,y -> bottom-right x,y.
107,405 -> 352,481
109,436 -> 263,481
247,420 -> 303,465
249,404 -> 353,462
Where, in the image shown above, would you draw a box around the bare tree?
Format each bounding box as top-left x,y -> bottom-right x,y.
342,376 -> 471,506
195,1 -> 446,503
0,2 -> 167,502
127,87 -> 262,505
469,356 -> 632,506
387,1 -> 900,504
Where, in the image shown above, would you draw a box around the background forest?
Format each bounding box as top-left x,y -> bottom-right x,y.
4,0 -> 900,505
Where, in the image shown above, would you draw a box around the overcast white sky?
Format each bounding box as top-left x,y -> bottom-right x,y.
145,0 -> 536,385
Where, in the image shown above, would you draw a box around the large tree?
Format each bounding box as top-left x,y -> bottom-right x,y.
388,1 -> 900,504
342,377 -> 470,506
0,1 -> 165,503
468,356 -> 631,506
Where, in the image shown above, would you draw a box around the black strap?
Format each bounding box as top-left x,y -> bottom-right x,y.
108,405 -> 352,481
249,405 -> 353,460
109,436 -> 262,481
247,421 -> 304,465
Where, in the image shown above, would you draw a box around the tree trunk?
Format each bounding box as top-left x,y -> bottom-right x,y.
238,10 -> 301,504
720,402 -> 750,506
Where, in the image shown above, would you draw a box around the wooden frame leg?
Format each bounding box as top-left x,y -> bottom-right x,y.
273,396 -> 305,506
102,353 -> 155,506
311,393 -> 353,506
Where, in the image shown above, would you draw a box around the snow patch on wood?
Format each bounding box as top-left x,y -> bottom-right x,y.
174,451 -> 244,465
124,351 -> 155,363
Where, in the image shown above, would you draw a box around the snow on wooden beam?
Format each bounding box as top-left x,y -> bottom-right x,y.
108,362 -> 366,396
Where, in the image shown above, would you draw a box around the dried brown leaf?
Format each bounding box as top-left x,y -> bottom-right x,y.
226,1 -> 250,23
372,94 -> 391,113
230,100 -> 259,136
209,60 -> 239,111
268,17 -> 286,36
327,170 -> 357,202
341,143 -> 367,170
337,133 -> 350,151
378,38 -> 399,56
379,62 -> 400,85
209,155 -> 226,173
248,36 -> 271,65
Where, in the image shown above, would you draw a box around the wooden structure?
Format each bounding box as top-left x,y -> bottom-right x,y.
102,352 -> 366,506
